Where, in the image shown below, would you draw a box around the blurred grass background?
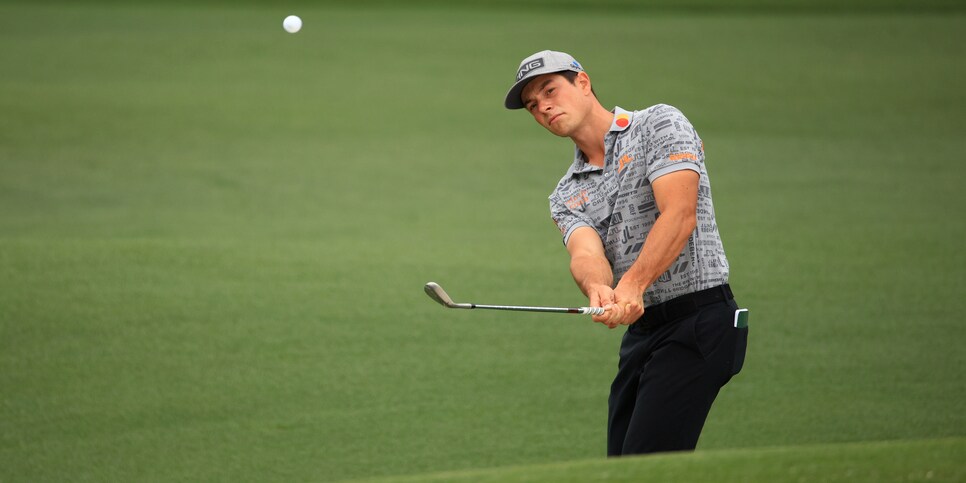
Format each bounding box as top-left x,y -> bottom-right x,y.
1,1 -> 964,481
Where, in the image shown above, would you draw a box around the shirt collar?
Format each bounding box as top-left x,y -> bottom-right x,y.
568,107 -> 632,176
570,147 -> 602,175
609,106 -> 632,132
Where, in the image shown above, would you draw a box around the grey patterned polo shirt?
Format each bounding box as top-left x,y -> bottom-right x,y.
549,105 -> 730,307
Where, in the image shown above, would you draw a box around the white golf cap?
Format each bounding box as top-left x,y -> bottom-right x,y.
504,50 -> 585,110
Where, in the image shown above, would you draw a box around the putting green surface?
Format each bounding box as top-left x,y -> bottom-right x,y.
1,1 -> 964,481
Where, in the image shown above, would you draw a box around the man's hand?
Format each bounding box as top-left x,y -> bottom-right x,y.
587,283 -> 643,329
567,227 -> 644,329
588,284 -> 619,328
610,279 -> 645,326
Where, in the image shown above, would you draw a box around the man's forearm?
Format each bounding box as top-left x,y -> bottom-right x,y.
570,253 -> 614,297
620,209 -> 696,293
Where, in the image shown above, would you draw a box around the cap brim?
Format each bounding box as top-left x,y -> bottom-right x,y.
504,77 -> 535,110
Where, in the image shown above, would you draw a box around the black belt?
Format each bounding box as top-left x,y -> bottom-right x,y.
633,284 -> 733,331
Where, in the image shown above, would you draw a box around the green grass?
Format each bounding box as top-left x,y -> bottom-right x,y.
354,437 -> 966,482
1,1 -> 965,481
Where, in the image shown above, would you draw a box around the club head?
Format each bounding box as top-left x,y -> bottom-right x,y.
424,282 -> 456,307
424,282 -> 471,309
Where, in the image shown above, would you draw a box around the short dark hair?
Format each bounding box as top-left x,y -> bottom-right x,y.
560,71 -> 598,98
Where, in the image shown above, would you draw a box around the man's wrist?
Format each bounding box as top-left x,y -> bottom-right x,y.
618,272 -> 650,295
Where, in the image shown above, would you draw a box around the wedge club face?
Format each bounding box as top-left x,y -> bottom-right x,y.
424,282 -> 473,309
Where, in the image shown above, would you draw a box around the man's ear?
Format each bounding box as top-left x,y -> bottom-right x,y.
576,71 -> 593,95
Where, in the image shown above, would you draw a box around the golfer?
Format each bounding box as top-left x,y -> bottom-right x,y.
505,50 -> 748,456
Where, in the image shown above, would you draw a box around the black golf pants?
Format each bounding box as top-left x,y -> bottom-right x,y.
607,296 -> 746,456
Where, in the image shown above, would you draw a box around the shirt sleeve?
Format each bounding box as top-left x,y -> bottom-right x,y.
549,191 -> 592,246
643,105 -> 705,182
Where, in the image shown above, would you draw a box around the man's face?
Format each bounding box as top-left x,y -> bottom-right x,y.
520,72 -> 592,137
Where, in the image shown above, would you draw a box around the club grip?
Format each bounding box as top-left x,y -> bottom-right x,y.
582,307 -> 605,316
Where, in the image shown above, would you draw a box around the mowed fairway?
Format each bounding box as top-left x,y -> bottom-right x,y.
1,1 -> 964,481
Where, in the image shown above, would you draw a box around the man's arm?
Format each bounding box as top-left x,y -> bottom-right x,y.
608,169 -> 700,326
565,227 -> 622,328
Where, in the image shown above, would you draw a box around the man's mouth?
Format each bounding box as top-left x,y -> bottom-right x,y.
549,113 -> 563,125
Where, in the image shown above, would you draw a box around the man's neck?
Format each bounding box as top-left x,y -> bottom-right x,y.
571,105 -> 616,168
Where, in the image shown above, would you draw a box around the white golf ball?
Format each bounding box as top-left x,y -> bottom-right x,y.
283,15 -> 302,34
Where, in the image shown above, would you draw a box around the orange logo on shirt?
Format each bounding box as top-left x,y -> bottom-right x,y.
565,190 -> 590,210
618,154 -> 634,173
615,113 -> 630,129
669,152 -> 699,162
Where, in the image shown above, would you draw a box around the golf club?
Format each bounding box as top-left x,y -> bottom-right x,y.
424,282 -> 605,315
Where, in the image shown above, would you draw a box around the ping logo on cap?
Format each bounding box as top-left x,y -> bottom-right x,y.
516,58 -> 545,81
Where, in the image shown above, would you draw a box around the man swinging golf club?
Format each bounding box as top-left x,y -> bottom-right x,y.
504,50 -> 748,456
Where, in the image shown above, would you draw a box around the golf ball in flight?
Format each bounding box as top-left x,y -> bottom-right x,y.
283,15 -> 302,33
